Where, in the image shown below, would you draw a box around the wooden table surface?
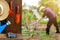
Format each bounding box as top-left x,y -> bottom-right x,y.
0,34 -> 22,39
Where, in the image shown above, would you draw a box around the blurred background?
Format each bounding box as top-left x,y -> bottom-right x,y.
22,0 -> 60,40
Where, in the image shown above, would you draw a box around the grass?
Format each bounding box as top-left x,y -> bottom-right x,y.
22,10 -> 60,40
22,28 -> 56,40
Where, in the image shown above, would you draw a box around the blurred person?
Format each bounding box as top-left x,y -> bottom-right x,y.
39,6 -> 60,35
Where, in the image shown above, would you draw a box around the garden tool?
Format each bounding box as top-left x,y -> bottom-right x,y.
0,21 -> 11,33
9,0 -> 14,17
15,5 -> 20,24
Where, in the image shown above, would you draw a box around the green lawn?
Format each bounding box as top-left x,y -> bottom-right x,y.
22,28 -> 56,40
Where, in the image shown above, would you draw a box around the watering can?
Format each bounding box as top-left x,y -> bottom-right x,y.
0,21 -> 11,33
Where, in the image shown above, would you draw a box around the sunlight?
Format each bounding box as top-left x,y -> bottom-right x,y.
22,0 -> 41,7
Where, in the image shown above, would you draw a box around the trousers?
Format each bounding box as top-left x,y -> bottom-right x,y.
46,18 -> 59,34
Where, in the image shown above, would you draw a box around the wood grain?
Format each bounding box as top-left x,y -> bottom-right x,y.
3,0 -> 22,34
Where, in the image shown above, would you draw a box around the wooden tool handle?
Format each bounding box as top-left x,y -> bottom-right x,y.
17,5 -> 19,13
10,0 -> 12,9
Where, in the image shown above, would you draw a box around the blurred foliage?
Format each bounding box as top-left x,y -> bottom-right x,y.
39,20 -> 47,24
22,0 -> 60,39
39,0 -> 58,14
22,9 -> 32,25
39,0 -> 60,22
22,28 -> 56,40
22,0 -> 60,26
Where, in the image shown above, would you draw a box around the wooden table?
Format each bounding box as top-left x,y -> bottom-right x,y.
0,34 -> 22,40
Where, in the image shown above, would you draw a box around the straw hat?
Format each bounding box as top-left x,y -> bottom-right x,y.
0,0 -> 9,21
39,6 -> 45,12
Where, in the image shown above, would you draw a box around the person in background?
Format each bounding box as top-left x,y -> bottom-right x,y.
39,6 -> 60,35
